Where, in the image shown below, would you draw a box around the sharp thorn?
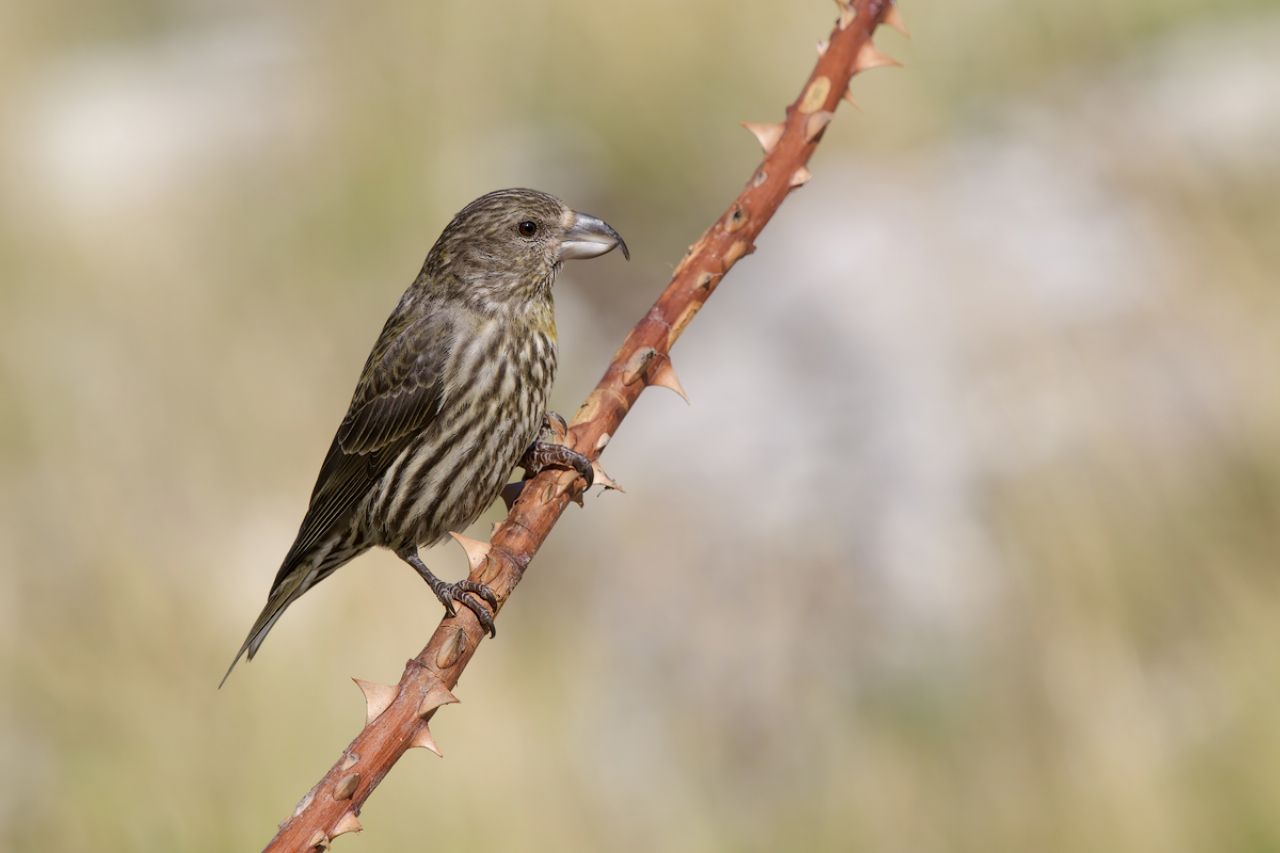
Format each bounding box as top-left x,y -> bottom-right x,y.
591,461 -> 623,493
448,531 -> 491,572
804,111 -> 834,143
839,6 -> 857,29
843,87 -> 862,109
789,166 -> 812,188
884,4 -> 910,38
352,678 -> 397,725
816,40 -> 828,56
854,41 -> 902,73
418,682 -> 460,717
648,359 -> 689,403
741,121 -> 785,154
332,812 -> 363,839
411,724 -> 444,757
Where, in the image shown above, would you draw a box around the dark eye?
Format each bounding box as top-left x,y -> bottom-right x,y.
517,220 -> 538,237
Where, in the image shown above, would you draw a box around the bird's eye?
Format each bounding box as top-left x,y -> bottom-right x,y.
517,220 -> 539,238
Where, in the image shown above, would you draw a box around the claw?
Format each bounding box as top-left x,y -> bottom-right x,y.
432,579 -> 497,637
400,549 -> 496,635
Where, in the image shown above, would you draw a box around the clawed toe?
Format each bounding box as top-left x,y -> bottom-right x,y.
433,580 -> 497,637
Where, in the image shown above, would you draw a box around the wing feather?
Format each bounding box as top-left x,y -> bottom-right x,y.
271,304 -> 452,588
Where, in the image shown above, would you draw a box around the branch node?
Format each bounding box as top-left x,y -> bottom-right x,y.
621,347 -> 659,385
723,240 -> 753,270
293,788 -> 317,818
435,627 -> 468,669
804,110 -> 834,143
799,76 -> 832,114
333,773 -> 360,801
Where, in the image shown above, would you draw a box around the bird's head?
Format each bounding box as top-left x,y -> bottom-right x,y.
425,188 -> 628,308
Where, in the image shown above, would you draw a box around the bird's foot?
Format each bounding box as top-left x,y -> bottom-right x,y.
521,442 -> 594,489
520,412 -> 593,488
429,577 -> 498,638
401,549 -> 498,637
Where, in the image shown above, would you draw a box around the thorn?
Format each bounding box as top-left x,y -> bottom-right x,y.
884,4 -> 910,38
332,812 -> 363,839
854,41 -> 902,73
333,772 -> 360,801
591,461 -> 623,493
411,724 -> 444,757
418,681 -> 460,717
448,531 -> 491,572
804,111 -> 834,143
790,166 -> 812,188
843,87 -> 862,109
741,121 -> 784,154
648,359 -> 689,403
816,40 -> 828,56
353,678 -> 397,725
839,6 -> 857,29
306,829 -> 330,850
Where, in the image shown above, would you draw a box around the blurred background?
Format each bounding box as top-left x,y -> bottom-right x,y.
3,0 -> 1278,850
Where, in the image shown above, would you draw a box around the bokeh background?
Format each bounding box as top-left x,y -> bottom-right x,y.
3,0 -> 1279,850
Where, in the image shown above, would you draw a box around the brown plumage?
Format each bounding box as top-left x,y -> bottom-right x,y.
222,189 -> 626,685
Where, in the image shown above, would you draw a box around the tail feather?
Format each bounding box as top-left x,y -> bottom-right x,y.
218,569 -> 311,689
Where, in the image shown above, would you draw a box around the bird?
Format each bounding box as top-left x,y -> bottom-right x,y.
221,188 -> 627,686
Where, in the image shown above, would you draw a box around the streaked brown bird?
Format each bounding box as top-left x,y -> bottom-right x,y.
222,188 -> 627,685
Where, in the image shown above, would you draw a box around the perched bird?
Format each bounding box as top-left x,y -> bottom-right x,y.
222,188 -> 627,686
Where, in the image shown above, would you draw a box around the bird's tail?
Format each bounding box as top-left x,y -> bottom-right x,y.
218,565 -> 313,689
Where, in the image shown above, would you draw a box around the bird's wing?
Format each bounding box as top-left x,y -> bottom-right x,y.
273,305 -> 452,583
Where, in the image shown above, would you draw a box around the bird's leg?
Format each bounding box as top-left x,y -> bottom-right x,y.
519,412 -> 594,488
397,547 -> 498,637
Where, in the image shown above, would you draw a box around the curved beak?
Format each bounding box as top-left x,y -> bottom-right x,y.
559,211 -> 629,262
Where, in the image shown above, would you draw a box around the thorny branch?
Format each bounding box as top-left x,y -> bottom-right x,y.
264,2 -> 904,848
